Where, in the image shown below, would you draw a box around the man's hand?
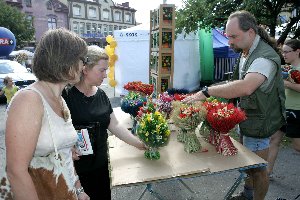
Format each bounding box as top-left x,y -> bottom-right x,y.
181,91 -> 206,103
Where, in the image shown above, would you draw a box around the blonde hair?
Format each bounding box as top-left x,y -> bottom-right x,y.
85,45 -> 109,69
3,76 -> 12,85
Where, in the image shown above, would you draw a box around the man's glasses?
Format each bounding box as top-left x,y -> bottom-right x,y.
80,57 -> 89,65
282,50 -> 295,55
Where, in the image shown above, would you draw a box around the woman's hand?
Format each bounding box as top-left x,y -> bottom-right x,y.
136,140 -> 147,150
71,146 -> 82,161
78,192 -> 90,200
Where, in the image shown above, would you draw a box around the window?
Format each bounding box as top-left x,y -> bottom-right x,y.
92,24 -> 97,34
73,5 -> 81,16
114,25 -> 118,30
80,23 -> 85,35
109,25 -> 113,35
86,23 -> 91,34
25,0 -> 32,7
125,13 -> 131,22
114,11 -> 121,21
103,10 -> 109,20
89,7 -> 97,18
97,24 -> 102,33
48,17 -> 57,30
119,26 -> 123,30
46,1 -> 52,10
73,22 -> 79,34
103,25 -> 108,36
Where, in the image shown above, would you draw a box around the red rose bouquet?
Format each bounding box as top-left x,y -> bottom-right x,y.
289,70 -> 300,84
205,101 -> 246,156
124,81 -> 154,96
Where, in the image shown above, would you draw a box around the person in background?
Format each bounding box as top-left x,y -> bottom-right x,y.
5,28 -> 90,200
267,39 -> 300,179
0,76 -> 19,108
182,10 -> 286,200
63,45 -> 146,200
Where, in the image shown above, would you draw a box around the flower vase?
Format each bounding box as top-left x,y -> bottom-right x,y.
216,133 -> 238,156
144,147 -> 160,160
184,130 -> 201,153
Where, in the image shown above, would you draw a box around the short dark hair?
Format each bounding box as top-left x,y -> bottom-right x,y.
228,10 -> 258,33
229,10 -> 277,51
33,28 -> 87,83
284,39 -> 300,58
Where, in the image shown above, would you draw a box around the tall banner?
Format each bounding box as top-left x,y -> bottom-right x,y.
199,29 -> 214,81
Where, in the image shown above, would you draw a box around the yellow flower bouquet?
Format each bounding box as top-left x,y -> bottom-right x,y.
137,111 -> 171,160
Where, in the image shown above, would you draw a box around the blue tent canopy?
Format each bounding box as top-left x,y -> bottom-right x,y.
213,29 -> 239,58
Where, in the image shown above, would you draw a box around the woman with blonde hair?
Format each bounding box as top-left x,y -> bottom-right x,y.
63,45 -> 145,200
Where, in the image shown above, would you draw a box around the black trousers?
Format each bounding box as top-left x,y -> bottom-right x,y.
77,165 -> 111,200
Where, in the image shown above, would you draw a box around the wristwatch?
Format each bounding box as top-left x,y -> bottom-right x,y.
76,186 -> 84,196
201,86 -> 210,98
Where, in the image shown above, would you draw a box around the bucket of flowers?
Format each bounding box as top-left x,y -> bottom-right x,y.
121,91 -> 147,133
137,110 -> 171,160
170,101 -> 207,153
205,101 -> 246,156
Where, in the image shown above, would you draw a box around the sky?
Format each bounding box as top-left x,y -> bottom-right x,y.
112,0 -> 184,25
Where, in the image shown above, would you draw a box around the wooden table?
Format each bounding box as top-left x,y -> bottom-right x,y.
109,107 -> 267,199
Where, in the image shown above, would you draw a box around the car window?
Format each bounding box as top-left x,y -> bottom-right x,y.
0,61 -> 28,74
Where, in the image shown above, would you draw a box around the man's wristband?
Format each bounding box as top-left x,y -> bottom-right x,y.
201,86 -> 210,98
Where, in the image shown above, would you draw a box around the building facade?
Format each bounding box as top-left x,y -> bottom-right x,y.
5,0 -> 136,46
65,0 -> 136,46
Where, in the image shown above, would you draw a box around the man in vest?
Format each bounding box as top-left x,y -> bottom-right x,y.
183,11 -> 286,200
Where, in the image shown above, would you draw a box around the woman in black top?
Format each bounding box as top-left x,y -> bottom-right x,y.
63,45 -> 145,200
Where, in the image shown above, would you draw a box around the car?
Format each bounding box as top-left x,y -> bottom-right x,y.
0,59 -> 36,101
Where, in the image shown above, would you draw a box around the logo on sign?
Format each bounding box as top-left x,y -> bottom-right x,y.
0,38 -> 14,46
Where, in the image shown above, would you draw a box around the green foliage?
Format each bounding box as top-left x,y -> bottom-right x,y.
176,0 -> 299,40
0,0 -> 35,48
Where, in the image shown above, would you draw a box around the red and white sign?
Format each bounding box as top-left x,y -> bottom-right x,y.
0,38 -> 13,46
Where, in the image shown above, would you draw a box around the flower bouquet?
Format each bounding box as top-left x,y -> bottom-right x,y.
137,111 -> 171,160
205,102 -> 246,156
289,69 -> 300,83
124,81 -> 154,96
157,92 -> 174,119
15,53 -> 28,65
170,101 -> 207,153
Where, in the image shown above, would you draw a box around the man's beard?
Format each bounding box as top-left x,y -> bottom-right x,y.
230,45 -> 243,53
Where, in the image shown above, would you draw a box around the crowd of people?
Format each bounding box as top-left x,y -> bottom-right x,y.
1,10 -> 299,200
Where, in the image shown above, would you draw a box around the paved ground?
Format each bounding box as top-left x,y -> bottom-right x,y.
0,83 -> 299,200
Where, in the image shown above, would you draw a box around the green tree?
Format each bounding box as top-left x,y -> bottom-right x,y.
0,0 -> 35,48
176,0 -> 299,43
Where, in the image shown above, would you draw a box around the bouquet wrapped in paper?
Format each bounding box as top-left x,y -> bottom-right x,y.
170,101 -> 207,153
137,111 -> 171,160
205,101 -> 246,156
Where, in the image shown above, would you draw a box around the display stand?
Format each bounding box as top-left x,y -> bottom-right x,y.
149,4 -> 175,97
